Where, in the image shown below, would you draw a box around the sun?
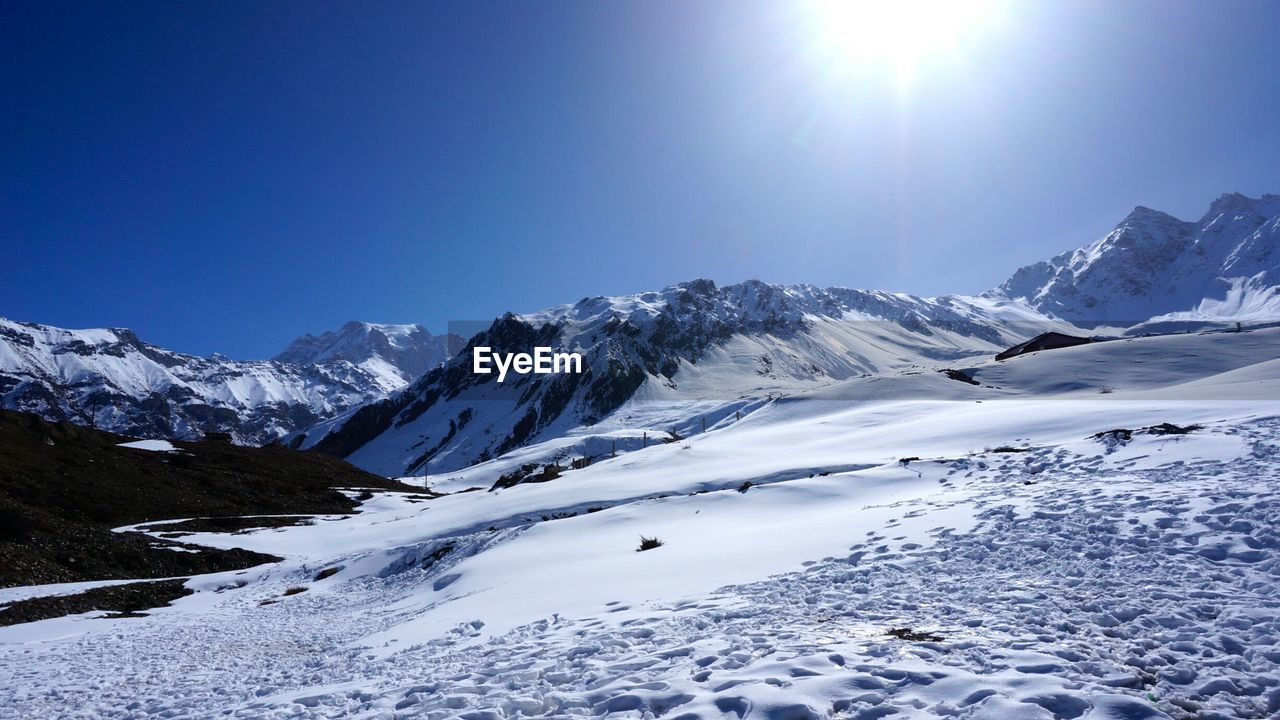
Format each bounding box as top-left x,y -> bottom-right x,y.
804,0 -> 1002,84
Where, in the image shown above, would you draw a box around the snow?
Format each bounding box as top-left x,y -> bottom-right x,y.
272,320 -> 448,389
116,439 -> 178,452
996,192 -> 1280,326
1155,274 -> 1280,324
301,281 -> 1083,478
0,317 -> 416,445
2,326 -> 1279,718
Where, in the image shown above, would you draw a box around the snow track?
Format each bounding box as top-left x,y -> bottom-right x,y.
4,417 -> 1278,719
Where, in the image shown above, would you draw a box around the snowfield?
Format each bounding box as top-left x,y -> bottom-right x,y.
2,328 -> 1279,719
116,439 -> 178,453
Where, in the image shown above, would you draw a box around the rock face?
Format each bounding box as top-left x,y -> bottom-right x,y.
995,193 -> 1280,325
292,279 -> 1064,477
994,332 -> 1094,362
274,321 -> 453,390
0,318 -> 436,445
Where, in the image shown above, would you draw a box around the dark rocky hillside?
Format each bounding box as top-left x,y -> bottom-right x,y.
0,410 -> 411,589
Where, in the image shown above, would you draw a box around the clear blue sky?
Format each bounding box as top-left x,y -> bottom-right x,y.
3,0 -> 1278,358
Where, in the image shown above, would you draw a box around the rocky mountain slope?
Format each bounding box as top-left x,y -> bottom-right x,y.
996,192 -> 1280,325
6,191 -> 1277,468
291,280 -> 1071,477
0,319 -> 435,445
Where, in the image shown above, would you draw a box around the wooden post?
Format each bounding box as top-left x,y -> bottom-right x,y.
611,439 -> 616,458
735,410 -> 740,422
701,416 -> 706,433
642,431 -> 647,448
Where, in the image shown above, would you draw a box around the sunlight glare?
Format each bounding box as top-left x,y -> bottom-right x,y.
806,0 -> 1001,84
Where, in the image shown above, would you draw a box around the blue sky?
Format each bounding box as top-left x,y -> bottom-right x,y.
3,0 -> 1278,358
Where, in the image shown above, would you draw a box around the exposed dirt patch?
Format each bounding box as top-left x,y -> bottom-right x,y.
1091,428 -> 1134,443
1144,422 -> 1201,435
887,627 -> 943,642
939,368 -> 980,386
0,579 -> 193,627
138,515 -> 318,534
1091,423 -> 1201,445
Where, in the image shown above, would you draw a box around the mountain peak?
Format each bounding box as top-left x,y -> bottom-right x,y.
1125,204 -> 1171,220
1209,191 -> 1252,213
1201,191 -> 1280,222
274,321 -> 450,387
674,278 -> 718,296
338,320 -> 370,333
1116,205 -> 1191,232
998,191 -> 1280,324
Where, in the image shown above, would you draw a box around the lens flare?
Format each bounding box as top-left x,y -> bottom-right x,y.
806,0 -> 1002,84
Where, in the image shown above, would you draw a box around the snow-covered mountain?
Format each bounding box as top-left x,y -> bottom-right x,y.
996,192 -> 1280,325
8,195 -> 1280,720
7,191 -> 1276,466
274,321 -> 452,391
0,318 -> 437,445
293,192 -> 1280,479
291,279 -> 1073,477
10,322 -> 1279,719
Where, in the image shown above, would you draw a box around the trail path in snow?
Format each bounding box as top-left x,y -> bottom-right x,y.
3,419 -> 1279,719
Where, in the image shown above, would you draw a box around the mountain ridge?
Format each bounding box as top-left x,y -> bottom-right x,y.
0,318 -> 442,445
4,190 -> 1277,467
994,192 -> 1280,325
289,279 -> 1070,477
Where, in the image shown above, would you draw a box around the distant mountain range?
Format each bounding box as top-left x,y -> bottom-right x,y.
3,191 -> 1276,473
0,319 -> 448,445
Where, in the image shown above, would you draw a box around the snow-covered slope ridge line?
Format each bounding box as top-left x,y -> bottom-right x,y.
0,318 -> 436,445
4,325 -> 1278,719
995,192 -> 1280,324
292,279 -> 1075,477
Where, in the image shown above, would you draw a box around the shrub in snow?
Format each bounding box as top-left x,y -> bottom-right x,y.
637,536 -> 664,552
